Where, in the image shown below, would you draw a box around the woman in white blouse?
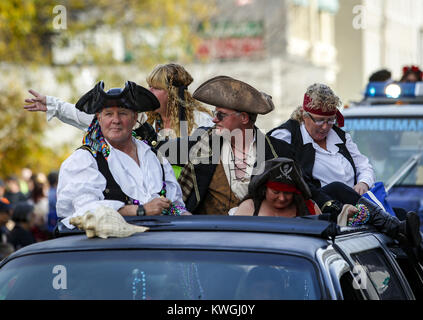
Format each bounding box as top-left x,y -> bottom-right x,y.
268,83 -> 375,207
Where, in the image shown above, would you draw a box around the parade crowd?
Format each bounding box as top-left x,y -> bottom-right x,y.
0,170 -> 58,258
1,63 -> 422,260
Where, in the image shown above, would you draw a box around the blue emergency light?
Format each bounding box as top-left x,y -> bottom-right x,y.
365,81 -> 423,99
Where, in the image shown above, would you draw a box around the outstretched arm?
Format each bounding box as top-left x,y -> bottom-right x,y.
24,89 -> 94,131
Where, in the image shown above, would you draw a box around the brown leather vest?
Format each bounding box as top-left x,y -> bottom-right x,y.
197,161 -> 240,215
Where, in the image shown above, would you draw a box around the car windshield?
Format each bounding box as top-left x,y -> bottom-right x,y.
0,250 -> 321,300
344,117 -> 423,186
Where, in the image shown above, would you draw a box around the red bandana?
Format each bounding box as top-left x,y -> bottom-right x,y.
266,181 -> 300,194
265,181 -> 317,215
302,94 -> 344,127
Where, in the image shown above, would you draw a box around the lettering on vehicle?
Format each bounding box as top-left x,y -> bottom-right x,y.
344,118 -> 423,132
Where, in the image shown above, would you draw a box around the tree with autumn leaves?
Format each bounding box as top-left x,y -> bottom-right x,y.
0,0 -> 216,177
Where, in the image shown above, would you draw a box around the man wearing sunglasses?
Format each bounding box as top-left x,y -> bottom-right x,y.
269,83 -> 375,208
175,76 -> 294,215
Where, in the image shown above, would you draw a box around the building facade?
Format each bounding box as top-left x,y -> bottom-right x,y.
335,0 -> 423,104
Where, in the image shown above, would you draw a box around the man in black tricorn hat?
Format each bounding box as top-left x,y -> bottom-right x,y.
56,81 -> 187,229
174,76 -> 294,215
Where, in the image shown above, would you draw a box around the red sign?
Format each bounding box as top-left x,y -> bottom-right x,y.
196,37 -> 264,59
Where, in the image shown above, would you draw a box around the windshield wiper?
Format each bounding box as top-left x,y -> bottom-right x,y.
385,151 -> 423,192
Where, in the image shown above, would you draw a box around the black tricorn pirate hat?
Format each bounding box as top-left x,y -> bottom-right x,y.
249,157 -> 311,199
75,80 -> 160,114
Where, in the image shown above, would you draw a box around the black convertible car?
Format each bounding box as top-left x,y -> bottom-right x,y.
0,215 -> 422,300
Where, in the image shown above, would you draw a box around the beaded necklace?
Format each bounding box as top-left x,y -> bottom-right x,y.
179,263 -> 205,299
347,204 -> 370,227
131,269 -> 147,300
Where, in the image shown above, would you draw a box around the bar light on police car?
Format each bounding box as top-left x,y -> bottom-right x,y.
365,81 -> 423,98
385,83 -> 401,99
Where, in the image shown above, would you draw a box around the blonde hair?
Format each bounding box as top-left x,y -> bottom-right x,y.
291,83 -> 341,122
145,63 -> 212,136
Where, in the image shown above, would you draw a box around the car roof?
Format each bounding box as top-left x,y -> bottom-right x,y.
3,216 -> 372,262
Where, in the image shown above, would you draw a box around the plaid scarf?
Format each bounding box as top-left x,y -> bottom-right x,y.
177,127 -> 214,203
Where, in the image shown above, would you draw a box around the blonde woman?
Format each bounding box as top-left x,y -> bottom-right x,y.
145,63 -> 213,139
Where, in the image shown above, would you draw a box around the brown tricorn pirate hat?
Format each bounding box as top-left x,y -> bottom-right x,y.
193,76 -> 274,114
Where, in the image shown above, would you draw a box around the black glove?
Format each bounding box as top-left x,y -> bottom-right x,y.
357,197 -> 422,248
319,199 -> 344,222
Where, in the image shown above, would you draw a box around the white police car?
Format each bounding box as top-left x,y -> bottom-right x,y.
343,81 -> 423,223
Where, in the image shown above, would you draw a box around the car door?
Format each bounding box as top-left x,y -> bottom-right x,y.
333,233 -> 415,300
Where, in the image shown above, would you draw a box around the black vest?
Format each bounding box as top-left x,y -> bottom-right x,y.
268,119 -> 357,190
79,146 -> 133,204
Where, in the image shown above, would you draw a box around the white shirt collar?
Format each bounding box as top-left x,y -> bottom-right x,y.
300,123 -> 343,153
105,136 -> 150,158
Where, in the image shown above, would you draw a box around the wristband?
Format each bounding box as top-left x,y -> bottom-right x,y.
136,204 -> 145,216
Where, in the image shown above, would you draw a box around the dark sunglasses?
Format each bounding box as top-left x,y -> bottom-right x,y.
212,110 -> 239,121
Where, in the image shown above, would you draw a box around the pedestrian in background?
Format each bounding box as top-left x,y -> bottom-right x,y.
9,202 -> 36,250
28,173 -> 49,242
0,179 -> 6,199
400,65 -> 422,82
46,171 -> 59,235
4,175 -> 27,205
0,197 -> 12,245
